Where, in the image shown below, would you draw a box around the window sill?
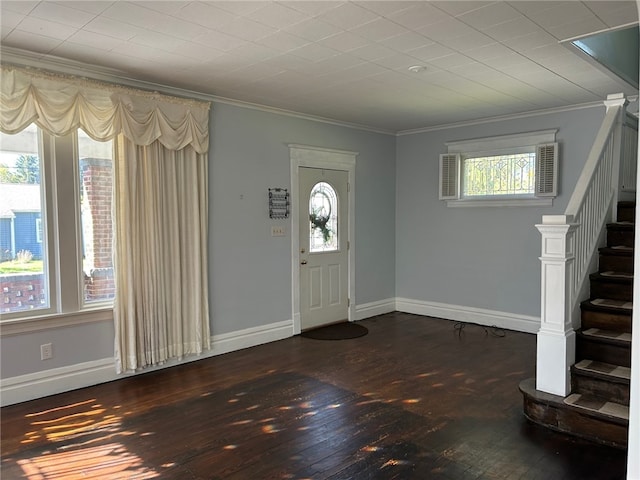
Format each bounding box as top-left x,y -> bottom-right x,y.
446,197 -> 553,208
0,307 -> 113,336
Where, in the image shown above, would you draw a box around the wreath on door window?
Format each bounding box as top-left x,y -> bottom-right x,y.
309,191 -> 332,241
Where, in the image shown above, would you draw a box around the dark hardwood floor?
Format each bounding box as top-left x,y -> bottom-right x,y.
1,312 -> 628,479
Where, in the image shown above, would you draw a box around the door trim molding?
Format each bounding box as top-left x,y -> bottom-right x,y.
289,144 -> 357,334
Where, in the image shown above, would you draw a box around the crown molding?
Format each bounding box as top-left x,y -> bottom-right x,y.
396,101 -> 605,136
0,47 -> 395,136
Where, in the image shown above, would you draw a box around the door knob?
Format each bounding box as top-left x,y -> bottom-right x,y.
301,260 -> 308,265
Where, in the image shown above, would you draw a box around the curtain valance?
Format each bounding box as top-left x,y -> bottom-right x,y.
0,65 -> 210,153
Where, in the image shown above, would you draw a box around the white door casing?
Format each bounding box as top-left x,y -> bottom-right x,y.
289,145 -> 357,335
299,168 -> 348,330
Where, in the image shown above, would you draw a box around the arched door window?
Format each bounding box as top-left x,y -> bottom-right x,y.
309,182 -> 338,252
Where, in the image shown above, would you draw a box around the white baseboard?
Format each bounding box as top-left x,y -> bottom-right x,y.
209,319 -> 293,355
395,297 -> 540,334
1,319 -> 294,406
355,298 -> 396,321
0,358 -> 117,407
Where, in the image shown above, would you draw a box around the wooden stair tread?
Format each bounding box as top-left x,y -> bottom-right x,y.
600,246 -> 634,255
599,271 -> 633,278
583,298 -> 633,312
574,360 -> 630,382
580,328 -> 632,346
589,272 -> 633,283
564,393 -> 629,422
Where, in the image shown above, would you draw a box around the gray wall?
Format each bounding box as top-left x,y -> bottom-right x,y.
1,101 -> 397,380
395,106 -> 606,318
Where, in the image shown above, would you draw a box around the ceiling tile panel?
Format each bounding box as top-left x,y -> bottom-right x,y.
82,16 -> 145,40
101,2 -> 173,30
355,1 -> 419,16
147,15 -> 209,42
481,16 -> 542,41
349,43 -> 397,61
584,1 -> 639,27
1,1 -> 39,15
3,29 -> 62,54
170,41 -> 226,61
266,53 -> 313,71
289,42 -> 341,62
131,1 -> 184,15
130,30 -> 186,51
465,42 -> 516,61
349,18 -> 410,41
407,42 -> 456,62
283,18 -> 343,42
523,44 -> 576,62
386,3 -> 450,29
247,3 -> 308,29
523,2 -> 597,29
54,2 -> 114,15
1,10 -> 24,35
312,53 -> 366,73
212,1 -> 265,16
431,1 -> 492,17
373,52 -> 426,70
67,29 -> 127,51
51,41 -> 117,65
317,2 -> 379,29
192,30 -> 248,52
545,17 -> 609,41
428,53 -> 476,69
507,1 -> 559,18
457,2 -> 522,30
279,1 -> 344,16
319,31 -> 371,52
417,18 -> 479,42
15,16 -> 77,41
226,43 -> 279,63
442,31 -> 496,51
501,30 -> 558,51
336,61 -> 390,80
480,52 -> 531,70
378,31 -> 433,52
175,3 -> 236,29
214,17 -> 277,43
30,2 -> 97,28
258,31 -> 309,53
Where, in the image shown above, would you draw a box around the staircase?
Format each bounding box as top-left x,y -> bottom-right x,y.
521,201 -> 633,448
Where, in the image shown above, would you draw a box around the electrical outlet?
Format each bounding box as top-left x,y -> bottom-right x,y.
271,226 -> 286,237
40,343 -> 53,360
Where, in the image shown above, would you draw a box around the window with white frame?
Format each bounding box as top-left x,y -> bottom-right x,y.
0,124 -> 114,317
439,130 -> 558,207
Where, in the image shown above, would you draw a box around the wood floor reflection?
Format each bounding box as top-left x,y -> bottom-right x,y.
1,312 -> 628,479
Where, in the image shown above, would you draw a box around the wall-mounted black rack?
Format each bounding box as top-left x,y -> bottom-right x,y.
269,188 -> 290,219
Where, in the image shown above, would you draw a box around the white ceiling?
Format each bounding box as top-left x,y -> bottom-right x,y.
1,1 -> 638,133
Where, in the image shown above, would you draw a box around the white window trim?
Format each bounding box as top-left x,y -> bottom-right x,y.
442,129 -> 558,207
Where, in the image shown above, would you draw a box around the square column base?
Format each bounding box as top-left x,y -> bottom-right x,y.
536,329 -> 576,396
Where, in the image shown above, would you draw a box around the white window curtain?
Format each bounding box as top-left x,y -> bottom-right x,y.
1,65 -> 211,372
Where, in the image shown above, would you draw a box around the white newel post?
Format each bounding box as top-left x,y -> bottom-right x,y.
536,215 -> 577,396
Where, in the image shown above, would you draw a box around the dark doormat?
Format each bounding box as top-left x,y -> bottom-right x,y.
301,321 -> 368,340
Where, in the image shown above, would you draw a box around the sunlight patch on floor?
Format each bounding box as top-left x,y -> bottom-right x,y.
18,442 -> 159,479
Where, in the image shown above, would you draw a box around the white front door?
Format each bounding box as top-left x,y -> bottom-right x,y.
299,167 -> 349,330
